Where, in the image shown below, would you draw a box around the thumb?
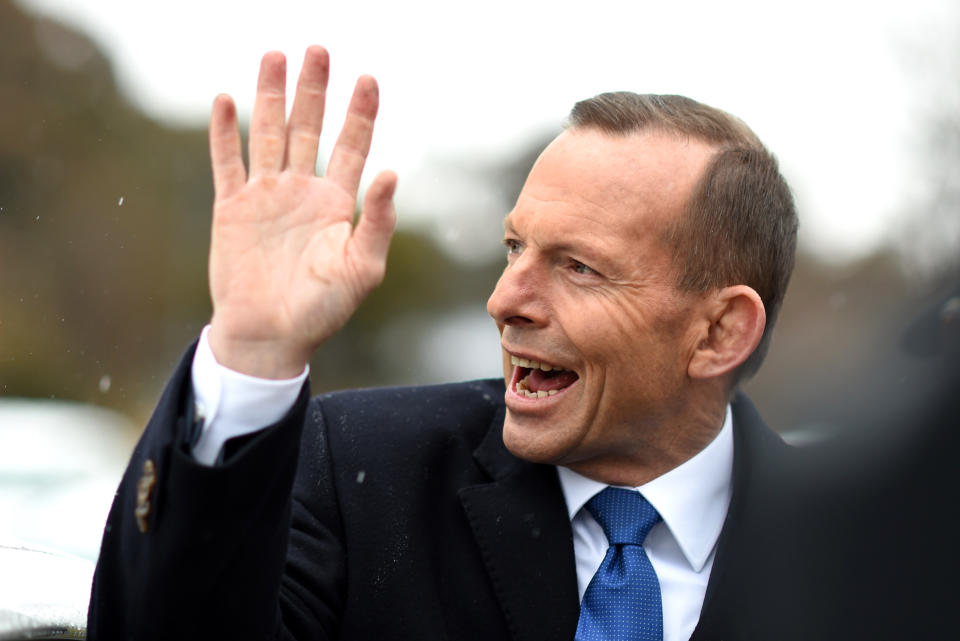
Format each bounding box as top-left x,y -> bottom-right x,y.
352,170 -> 398,279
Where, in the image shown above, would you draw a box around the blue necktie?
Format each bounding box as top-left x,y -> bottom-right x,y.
575,487 -> 664,641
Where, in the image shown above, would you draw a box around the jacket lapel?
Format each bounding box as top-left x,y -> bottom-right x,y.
459,406 -> 581,641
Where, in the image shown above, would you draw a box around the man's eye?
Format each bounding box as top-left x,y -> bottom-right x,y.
572,260 -> 597,276
503,239 -> 522,255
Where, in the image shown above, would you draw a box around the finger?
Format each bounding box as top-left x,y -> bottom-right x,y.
249,51 -> 287,178
209,94 -> 246,200
352,170 -> 398,280
326,75 -> 379,196
285,46 -> 330,174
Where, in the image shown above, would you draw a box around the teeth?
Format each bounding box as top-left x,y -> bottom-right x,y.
519,388 -> 559,399
510,355 -> 563,372
515,373 -> 561,399
510,354 -> 570,399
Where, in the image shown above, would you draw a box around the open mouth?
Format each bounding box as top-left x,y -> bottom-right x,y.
510,355 -> 579,399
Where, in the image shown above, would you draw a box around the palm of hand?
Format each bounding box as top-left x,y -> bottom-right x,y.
207,48 -> 396,378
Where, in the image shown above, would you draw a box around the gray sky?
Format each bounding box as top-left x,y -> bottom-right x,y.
16,0 -> 958,263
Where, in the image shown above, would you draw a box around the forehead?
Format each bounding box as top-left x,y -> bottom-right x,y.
507,128 -> 717,239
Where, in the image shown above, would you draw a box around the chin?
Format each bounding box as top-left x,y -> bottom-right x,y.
501,413 -> 574,465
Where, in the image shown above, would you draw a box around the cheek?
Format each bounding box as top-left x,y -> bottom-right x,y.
590,293 -> 689,378
555,285 -> 677,365
594,293 -> 656,348
557,302 -> 644,384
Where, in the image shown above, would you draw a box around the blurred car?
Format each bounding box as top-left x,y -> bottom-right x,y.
0,398 -> 137,638
0,398 -> 135,558
0,543 -> 92,639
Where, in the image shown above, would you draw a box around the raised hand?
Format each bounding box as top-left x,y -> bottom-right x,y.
206,47 -> 397,378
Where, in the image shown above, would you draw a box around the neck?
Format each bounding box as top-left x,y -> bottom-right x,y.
567,384 -> 729,487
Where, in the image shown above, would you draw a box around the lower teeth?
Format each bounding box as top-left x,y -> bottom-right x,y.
516,373 -> 560,398
517,384 -> 558,398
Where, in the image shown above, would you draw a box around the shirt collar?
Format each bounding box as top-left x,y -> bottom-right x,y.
557,405 -> 734,572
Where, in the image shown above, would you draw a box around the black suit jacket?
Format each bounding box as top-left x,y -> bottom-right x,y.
88,344 -> 803,640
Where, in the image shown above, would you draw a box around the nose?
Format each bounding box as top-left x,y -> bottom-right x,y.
486,257 -> 548,329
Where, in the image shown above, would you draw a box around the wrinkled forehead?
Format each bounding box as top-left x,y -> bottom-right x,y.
522,128 -> 718,229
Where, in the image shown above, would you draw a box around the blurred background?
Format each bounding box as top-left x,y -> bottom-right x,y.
0,0 -> 958,559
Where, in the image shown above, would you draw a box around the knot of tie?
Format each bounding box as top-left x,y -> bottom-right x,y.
587,487 -> 661,546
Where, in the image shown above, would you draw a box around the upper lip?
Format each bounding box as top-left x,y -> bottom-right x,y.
502,345 -> 572,372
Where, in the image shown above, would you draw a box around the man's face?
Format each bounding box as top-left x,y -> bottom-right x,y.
486,128 -> 717,475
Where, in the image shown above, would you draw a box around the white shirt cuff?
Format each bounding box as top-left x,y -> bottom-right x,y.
190,325 -> 309,466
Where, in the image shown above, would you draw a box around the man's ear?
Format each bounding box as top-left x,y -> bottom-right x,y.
688,285 -> 766,380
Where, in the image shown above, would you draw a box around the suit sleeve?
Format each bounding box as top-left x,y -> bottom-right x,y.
86,343 -> 347,640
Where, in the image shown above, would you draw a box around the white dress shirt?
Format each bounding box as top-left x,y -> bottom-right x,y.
190,326 -> 307,465
190,327 -> 735,641
557,407 -> 733,641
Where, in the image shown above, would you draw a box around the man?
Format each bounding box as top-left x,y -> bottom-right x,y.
88,47 -> 800,640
